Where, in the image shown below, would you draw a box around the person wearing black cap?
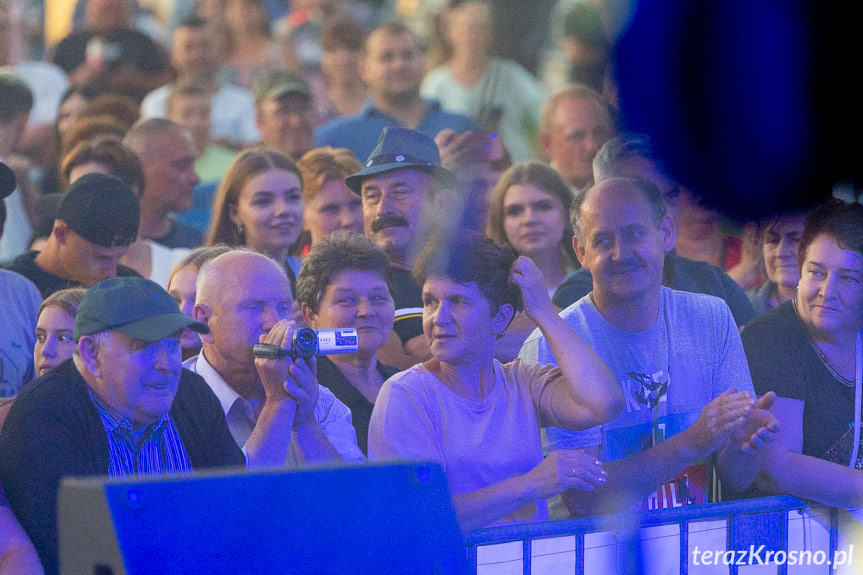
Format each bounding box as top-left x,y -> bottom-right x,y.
0,276 -> 245,575
253,69 -> 316,161
345,126 -> 456,370
6,172 -> 142,298
0,162 -> 42,397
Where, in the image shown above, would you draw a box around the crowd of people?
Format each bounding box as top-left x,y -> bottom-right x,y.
0,1 -> 861,573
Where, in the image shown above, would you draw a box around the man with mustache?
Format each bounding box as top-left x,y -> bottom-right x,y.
345,127 -> 455,370
552,134 -> 757,328
520,177 -> 778,517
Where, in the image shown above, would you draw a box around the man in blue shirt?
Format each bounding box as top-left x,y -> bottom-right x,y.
0,162 -> 41,397
314,21 -> 478,162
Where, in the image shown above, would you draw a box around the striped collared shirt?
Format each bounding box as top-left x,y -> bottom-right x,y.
88,390 -> 193,478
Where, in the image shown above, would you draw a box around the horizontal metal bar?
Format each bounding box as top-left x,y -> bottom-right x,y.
464,496 -> 805,547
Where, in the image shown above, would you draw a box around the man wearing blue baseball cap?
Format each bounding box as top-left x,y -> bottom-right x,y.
0,276 -> 245,575
345,126 -> 456,370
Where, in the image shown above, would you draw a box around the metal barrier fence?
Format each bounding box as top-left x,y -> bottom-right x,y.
463,496 -> 859,575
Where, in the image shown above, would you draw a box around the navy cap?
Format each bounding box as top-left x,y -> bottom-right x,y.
345,127 -> 455,194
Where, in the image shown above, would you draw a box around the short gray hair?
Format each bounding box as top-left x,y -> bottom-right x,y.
73,329 -> 110,360
122,117 -> 191,161
592,133 -> 662,182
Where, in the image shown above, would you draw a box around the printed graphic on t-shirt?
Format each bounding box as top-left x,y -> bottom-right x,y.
639,464 -> 711,511
603,414 -> 712,511
607,368 -> 670,432
602,411 -> 699,460
600,368 -> 711,511
628,370 -> 669,409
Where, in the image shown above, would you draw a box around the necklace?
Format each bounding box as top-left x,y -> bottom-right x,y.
794,299 -> 855,387
796,301 -> 863,468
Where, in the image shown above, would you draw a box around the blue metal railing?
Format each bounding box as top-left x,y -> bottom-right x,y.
465,496 -> 808,575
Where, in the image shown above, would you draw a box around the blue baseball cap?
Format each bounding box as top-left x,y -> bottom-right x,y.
74,277 -> 209,342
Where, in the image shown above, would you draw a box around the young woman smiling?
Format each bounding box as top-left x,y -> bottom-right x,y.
486,162 -> 577,360
207,147 -> 305,295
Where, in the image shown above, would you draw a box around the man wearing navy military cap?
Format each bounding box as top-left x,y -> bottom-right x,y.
345,126 -> 455,369
0,276 -> 244,575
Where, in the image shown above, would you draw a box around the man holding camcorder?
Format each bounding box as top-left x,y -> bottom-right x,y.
185,249 -> 365,468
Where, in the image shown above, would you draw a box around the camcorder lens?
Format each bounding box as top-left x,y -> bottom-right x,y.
292,328 -> 318,358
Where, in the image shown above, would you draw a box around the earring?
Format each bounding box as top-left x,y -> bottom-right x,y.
237,223 -> 245,235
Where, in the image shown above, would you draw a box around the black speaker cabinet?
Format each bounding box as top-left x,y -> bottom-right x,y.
58,461 -> 466,574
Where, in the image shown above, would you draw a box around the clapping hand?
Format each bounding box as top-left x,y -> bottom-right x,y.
688,388 -> 759,458
733,391 -> 780,453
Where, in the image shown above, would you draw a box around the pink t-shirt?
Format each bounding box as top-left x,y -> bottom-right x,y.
369,359 -> 561,523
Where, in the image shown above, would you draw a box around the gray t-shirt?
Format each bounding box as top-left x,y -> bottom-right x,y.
520,287 -> 753,509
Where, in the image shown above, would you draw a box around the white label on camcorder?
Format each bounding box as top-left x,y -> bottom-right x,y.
316,328 -> 359,355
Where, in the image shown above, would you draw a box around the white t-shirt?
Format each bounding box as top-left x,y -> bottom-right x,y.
16,61 -> 68,128
141,81 -> 260,147
0,155 -> 33,264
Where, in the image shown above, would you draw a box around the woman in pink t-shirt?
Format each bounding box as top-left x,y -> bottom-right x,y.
368,231 -> 623,532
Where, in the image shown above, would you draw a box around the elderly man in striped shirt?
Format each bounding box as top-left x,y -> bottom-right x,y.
0,277 -> 245,575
